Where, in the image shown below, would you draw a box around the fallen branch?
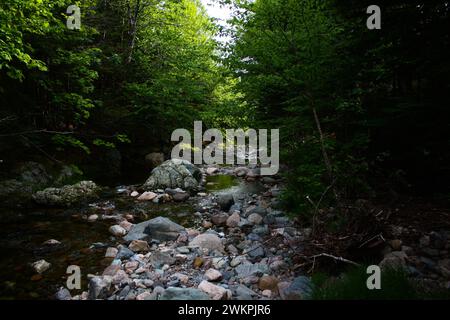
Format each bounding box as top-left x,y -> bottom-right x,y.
309,253 -> 360,266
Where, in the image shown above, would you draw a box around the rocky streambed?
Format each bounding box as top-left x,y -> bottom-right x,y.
54,164 -> 313,301
1,161 -> 312,300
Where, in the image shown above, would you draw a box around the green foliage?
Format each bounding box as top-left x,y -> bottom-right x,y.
52,134 -> 90,154
311,266 -> 419,300
227,0 -> 370,220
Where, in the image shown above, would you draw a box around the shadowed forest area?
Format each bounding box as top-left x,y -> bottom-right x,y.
1,0 -> 450,301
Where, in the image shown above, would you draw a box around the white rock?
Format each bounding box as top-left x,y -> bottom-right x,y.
131,191 -> 139,197
262,289 -> 272,298
198,280 -> 228,300
87,214 -> 99,222
204,268 -> 222,281
31,259 -> 51,274
119,220 -> 133,232
43,239 -> 61,245
109,225 -> 127,237
137,191 -> 157,201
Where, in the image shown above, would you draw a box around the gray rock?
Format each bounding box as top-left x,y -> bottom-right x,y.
124,216 -> 185,242
235,262 -> 269,278
55,287 -> 71,300
379,251 -> 408,270
116,246 -> 135,260
246,206 -> 267,217
245,244 -> 265,259
235,284 -> 257,300
189,233 -> 224,252
211,213 -> 229,226
88,276 -> 113,300
143,159 -> 201,191
173,192 -> 190,202
217,193 -> 234,211
280,276 -> 313,300
149,252 -> 176,268
252,225 -> 269,236
160,287 -> 209,300
33,181 -> 99,206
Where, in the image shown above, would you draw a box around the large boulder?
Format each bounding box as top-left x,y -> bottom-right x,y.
142,159 -> 201,191
0,162 -> 51,201
123,216 -> 185,242
32,181 -> 99,206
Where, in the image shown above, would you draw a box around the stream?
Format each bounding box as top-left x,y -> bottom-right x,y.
0,175 -> 246,300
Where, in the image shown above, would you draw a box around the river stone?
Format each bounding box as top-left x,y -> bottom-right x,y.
217,193 -> 234,211
160,287 -> 209,300
211,213 -> 229,226
143,159 -> 201,191
226,212 -> 240,228
189,233 -> 224,252
109,225 -> 127,237
247,213 -> 263,225
149,252 -> 176,268
33,181 -> 99,206
116,246 -> 135,260
379,251 -> 408,271
245,244 -> 265,259
124,216 -> 185,242
235,262 -> 269,278
105,247 -> 118,258
128,240 -> 150,252
88,276 -> 113,300
198,280 -> 229,300
259,275 -> 279,292
235,284 -> 257,300
31,259 -> 51,274
280,276 -> 313,300
173,192 -> 190,202
55,287 -> 71,300
205,268 -> 222,281
137,191 -> 157,201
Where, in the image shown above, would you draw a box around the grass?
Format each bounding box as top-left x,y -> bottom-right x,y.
310,266 -> 449,300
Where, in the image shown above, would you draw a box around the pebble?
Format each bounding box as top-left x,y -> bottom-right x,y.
137,191 -> 158,201
198,280 -> 230,300
128,240 -> 150,252
31,259 -> 51,274
105,247 -> 118,258
226,212 -> 241,228
43,239 -> 61,245
247,213 -> 263,225
204,268 -> 222,281
87,214 -> 99,222
109,225 -> 127,237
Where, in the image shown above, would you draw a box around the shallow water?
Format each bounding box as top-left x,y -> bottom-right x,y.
0,190 -> 195,300
0,175 -> 260,300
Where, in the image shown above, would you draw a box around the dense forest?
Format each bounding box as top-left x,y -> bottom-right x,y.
1,0 -> 450,301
